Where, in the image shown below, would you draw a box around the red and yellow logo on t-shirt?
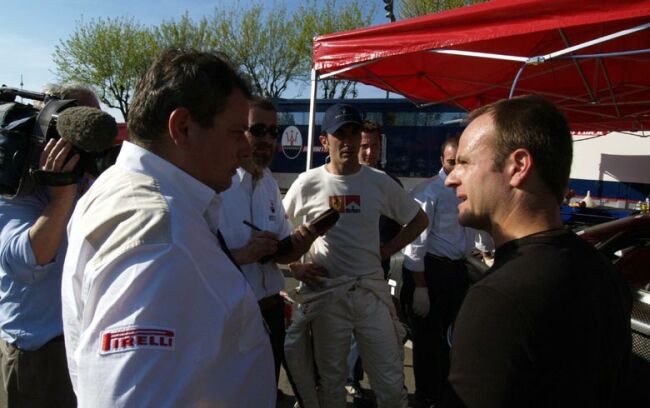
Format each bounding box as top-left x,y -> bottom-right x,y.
329,195 -> 361,213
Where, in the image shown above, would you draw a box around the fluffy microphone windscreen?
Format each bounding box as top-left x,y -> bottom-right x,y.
56,107 -> 118,153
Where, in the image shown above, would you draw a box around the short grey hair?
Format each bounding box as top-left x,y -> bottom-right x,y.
35,83 -> 99,109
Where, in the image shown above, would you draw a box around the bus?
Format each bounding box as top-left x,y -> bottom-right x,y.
271,98 -> 466,192
271,98 -> 650,211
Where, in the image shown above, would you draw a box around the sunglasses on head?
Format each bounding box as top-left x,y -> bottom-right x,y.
247,123 -> 280,139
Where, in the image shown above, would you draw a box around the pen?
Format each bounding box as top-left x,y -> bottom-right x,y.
243,220 -> 262,231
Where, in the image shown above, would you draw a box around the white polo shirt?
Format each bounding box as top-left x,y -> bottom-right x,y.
62,141 -> 274,407
219,167 -> 293,301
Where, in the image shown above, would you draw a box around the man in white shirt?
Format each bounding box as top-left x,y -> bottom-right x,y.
61,49 -> 275,407
219,97 -> 318,401
283,104 -> 428,408
402,135 -> 473,407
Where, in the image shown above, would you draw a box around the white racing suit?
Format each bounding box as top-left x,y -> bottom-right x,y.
285,273 -> 407,408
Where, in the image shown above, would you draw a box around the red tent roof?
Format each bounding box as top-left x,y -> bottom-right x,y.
313,0 -> 650,131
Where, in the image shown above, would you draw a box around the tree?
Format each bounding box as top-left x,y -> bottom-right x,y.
53,17 -> 156,121
153,12 -> 214,52
52,0 -> 375,117
295,0 -> 375,99
204,0 -> 373,99
398,0 -> 488,19
208,3 -> 304,98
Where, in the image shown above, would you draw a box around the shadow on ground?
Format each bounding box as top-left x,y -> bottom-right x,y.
277,345 -> 428,408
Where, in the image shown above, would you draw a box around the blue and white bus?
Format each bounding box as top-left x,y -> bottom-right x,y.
271,98 -> 650,211
272,98 -> 466,192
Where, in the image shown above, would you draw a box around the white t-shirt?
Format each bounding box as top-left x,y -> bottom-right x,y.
219,167 -> 293,300
62,142 -> 274,407
283,165 -> 420,278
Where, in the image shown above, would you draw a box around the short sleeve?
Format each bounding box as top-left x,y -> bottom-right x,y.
0,194 -> 57,284
382,176 -> 420,226
402,195 -> 435,271
282,174 -> 304,225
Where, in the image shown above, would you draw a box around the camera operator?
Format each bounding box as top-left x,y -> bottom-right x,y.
0,83 -> 101,407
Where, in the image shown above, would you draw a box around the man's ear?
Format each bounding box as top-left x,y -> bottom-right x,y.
508,148 -> 533,187
168,107 -> 192,149
319,134 -> 329,152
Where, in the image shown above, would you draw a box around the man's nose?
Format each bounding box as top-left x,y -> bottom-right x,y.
445,168 -> 459,187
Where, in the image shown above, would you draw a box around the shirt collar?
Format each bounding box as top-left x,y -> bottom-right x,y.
116,141 -> 220,214
438,167 -> 448,182
235,166 -> 271,184
235,167 -> 250,184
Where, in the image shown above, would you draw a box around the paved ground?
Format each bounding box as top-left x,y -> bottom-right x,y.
277,344 -> 421,408
276,276 -> 424,408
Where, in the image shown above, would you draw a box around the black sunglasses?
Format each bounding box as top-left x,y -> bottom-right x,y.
247,123 -> 280,139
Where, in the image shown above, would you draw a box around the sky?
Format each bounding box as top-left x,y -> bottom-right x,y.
1,0 -> 391,121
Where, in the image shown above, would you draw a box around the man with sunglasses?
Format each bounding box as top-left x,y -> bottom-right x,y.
219,97 -> 320,402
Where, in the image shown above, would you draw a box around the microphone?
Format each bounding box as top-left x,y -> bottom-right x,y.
56,107 -> 118,153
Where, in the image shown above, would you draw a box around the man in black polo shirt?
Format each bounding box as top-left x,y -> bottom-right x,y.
443,95 -> 631,407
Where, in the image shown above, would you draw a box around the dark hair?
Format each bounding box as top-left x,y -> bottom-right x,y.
361,120 -> 382,136
441,134 -> 460,153
128,48 -> 251,148
469,95 -> 572,204
249,97 -> 276,113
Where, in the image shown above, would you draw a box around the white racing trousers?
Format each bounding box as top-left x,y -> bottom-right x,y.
285,274 -> 407,408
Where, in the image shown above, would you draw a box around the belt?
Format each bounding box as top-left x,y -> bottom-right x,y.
1,335 -> 64,353
425,253 -> 464,264
47,335 -> 65,344
258,294 -> 283,312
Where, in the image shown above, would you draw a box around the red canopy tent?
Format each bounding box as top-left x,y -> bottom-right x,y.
310,0 -> 650,135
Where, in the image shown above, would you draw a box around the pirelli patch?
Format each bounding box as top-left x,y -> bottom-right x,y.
99,326 -> 175,355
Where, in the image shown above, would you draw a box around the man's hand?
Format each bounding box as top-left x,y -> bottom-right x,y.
273,223 -> 319,264
28,138 -> 81,266
412,287 -> 430,317
290,223 -> 319,255
40,138 -> 80,202
289,262 -> 328,290
231,231 -> 278,265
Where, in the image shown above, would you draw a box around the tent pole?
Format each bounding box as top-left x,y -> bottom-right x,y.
542,22 -> 650,61
306,68 -> 318,171
509,63 -> 527,99
558,29 -> 596,103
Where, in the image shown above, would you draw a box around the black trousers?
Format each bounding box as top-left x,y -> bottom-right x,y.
400,254 -> 469,403
0,336 -> 76,407
259,295 -> 305,406
260,295 -> 286,385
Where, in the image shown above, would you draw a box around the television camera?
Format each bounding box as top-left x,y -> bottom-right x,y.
0,85 -> 118,198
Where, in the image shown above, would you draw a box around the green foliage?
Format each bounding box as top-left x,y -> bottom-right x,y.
208,2 -> 304,98
398,0 -> 488,19
52,0 -> 376,118
295,0 -> 375,99
153,12 -> 214,51
53,17 -> 156,121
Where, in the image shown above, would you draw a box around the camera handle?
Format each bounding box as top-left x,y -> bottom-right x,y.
31,168 -> 81,187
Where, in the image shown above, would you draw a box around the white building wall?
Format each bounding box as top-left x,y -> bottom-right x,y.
571,132 -> 650,184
